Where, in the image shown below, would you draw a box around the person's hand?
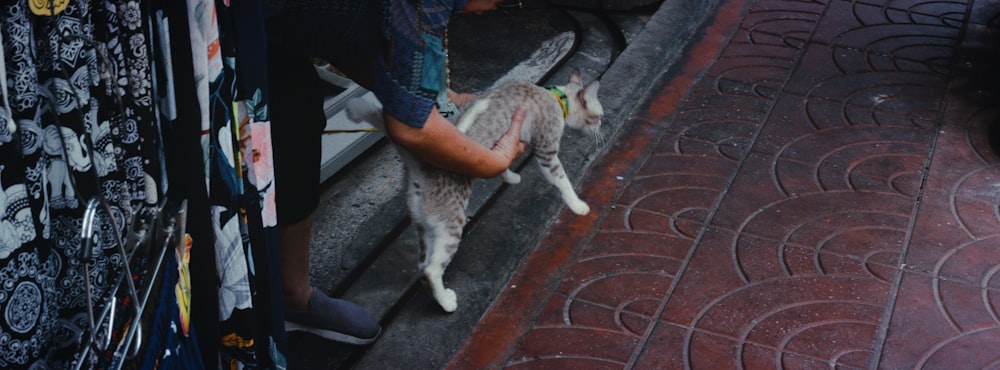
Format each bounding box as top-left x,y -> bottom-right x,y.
490,106 -> 528,165
448,89 -> 477,108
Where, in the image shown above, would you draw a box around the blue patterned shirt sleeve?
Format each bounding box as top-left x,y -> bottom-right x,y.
372,0 -> 467,128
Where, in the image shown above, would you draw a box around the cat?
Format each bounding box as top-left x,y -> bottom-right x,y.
348,69 -> 603,312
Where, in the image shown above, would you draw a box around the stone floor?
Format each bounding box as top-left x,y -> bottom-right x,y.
449,0 -> 1000,368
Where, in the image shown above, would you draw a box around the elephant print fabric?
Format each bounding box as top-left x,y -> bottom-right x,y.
0,0 -> 162,368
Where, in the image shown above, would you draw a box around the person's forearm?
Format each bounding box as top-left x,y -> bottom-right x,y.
384,108 -> 523,178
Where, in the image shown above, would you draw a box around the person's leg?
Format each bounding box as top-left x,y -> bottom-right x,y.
268,41 -> 380,344
278,211 -> 315,310
268,41 -> 325,308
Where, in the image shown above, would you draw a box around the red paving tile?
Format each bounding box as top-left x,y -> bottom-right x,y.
450,0 -> 1000,368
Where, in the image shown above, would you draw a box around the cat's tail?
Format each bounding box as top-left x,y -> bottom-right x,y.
345,96 -> 385,131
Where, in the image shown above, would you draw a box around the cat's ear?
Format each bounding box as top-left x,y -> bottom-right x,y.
579,80 -> 600,102
585,80 -> 600,97
569,68 -> 583,86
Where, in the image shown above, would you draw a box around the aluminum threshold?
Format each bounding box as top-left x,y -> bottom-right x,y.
315,66 -> 384,183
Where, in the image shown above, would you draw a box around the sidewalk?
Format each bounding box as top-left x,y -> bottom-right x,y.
450,0 -> 1000,368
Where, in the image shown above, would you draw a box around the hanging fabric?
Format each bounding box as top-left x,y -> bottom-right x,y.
0,0 -> 164,368
0,0 -> 286,367
0,27 -> 14,137
177,0 -> 286,367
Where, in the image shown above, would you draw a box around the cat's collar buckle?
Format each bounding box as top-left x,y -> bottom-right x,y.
546,86 -> 569,119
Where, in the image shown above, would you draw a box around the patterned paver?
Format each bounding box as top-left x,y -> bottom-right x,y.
450,0 -> 1000,368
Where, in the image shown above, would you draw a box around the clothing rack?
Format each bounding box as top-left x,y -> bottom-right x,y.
73,198 -> 187,370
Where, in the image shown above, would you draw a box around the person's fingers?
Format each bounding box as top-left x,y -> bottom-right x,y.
507,106 -> 526,137
491,106 -> 528,162
447,90 -> 478,107
510,106 -> 528,153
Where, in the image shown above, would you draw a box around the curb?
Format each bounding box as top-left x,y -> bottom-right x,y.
442,0 -> 725,368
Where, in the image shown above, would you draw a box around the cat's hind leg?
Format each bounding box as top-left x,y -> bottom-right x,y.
405,167 -> 457,312
413,174 -> 471,313
535,151 -> 590,215
418,220 -> 464,312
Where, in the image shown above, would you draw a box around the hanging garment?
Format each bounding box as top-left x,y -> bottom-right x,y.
139,234 -> 205,370
179,0 -> 286,367
0,0 -> 287,367
0,0 -> 163,368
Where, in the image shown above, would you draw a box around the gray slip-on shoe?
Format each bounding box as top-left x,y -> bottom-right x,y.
284,289 -> 381,345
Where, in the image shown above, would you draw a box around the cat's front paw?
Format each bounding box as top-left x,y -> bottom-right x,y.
435,288 -> 458,313
502,170 -> 521,184
568,200 -> 590,215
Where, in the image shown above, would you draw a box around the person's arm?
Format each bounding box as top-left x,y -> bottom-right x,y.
384,106 -> 526,178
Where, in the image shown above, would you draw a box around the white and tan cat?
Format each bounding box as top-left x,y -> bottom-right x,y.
350,69 -> 603,312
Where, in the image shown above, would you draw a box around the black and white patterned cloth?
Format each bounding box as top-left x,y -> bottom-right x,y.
0,0 -> 160,367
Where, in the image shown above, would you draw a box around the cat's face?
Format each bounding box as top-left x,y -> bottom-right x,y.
566,80 -> 603,137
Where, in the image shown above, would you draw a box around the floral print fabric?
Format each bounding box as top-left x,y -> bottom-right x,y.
188,0 -> 285,367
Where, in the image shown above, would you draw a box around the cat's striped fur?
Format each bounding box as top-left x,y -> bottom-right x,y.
351,69 -> 602,312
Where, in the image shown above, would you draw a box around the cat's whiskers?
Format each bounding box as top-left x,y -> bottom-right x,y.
594,129 -> 607,146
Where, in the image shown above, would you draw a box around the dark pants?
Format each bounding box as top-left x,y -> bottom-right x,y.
265,1 -> 383,224
267,42 -> 325,225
